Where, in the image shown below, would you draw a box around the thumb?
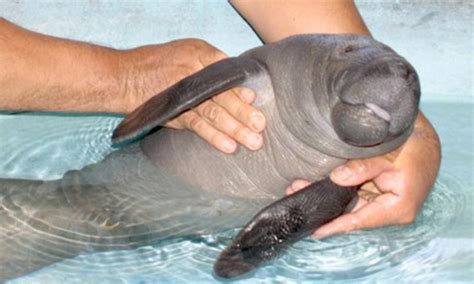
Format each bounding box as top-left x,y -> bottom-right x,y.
330,156 -> 393,187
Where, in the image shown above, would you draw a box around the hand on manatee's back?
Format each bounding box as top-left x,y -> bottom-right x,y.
120,39 -> 266,153
287,113 -> 441,238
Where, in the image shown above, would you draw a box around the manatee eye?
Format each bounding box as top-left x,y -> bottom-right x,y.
344,45 -> 355,53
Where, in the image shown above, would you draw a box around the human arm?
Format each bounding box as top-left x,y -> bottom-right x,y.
230,0 -> 370,41
288,113 -> 440,238
0,17 -> 265,153
231,0 -> 441,237
0,17 -> 123,113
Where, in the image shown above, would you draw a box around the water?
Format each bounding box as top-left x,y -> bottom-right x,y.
0,101 -> 472,283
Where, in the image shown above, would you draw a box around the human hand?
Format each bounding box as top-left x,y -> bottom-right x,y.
119,39 -> 266,153
286,113 -> 441,239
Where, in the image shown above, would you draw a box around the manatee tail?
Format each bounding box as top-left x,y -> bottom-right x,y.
0,149 -> 265,282
0,178 -> 84,282
111,57 -> 266,146
214,178 -> 358,279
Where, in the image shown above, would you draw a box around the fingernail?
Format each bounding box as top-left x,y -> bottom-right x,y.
250,113 -> 265,131
247,132 -> 263,150
240,89 -> 255,103
332,165 -> 353,181
222,139 -> 237,153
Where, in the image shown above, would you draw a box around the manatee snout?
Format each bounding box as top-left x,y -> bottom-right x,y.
332,57 -> 420,146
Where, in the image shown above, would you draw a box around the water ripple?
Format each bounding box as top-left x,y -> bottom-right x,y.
0,114 -> 466,283
264,174 -> 463,283
8,175 -> 462,284
0,114 -> 120,180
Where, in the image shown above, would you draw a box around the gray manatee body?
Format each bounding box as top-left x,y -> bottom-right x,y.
0,34 -> 420,281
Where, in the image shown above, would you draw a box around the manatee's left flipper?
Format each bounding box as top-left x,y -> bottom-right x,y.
112,57 -> 266,145
213,177 -> 358,279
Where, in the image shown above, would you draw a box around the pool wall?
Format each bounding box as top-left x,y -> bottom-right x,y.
0,0 -> 472,102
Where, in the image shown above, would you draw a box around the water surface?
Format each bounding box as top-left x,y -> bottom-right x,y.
0,101 -> 472,283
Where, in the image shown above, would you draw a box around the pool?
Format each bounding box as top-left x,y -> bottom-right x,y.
0,101 -> 472,283
0,0 -> 472,283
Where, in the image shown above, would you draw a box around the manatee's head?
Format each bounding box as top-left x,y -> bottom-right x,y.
321,36 -> 420,147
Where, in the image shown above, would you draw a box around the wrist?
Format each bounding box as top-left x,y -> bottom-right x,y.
40,42 -> 127,114
114,47 -> 156,114
59,44 -> 126,114
83,47 -> 127,114
115,41 -> 203,114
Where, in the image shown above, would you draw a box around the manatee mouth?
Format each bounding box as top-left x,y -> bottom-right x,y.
331,101 -> 392,146
364,103 -> 391,122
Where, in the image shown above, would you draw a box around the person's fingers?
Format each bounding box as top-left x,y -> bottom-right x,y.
173,110 -> 237,154
232,87 -> 256,105
212,90 -> 266,133
164,118 -> 186,130
330,157 -> 393,187
285,179 -> 311,195
194,99 -> 263,151
312,194 -> 399,239
196,43 -> 228,66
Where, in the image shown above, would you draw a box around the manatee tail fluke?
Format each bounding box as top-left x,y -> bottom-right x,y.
213,178 -> 358,279
112,57 -> 266,146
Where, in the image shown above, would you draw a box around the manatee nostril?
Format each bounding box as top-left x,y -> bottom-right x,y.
344,45 -> 354,53
404,66 -> 417,82
403,66 -> 411,80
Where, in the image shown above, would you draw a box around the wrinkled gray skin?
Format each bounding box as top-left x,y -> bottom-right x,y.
0,35 -> 419,281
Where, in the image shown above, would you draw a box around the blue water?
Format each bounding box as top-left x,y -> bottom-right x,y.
0,101 -> 472,283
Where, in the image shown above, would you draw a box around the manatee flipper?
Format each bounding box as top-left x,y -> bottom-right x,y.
112,57 -> 266,145
213,178 -> 358,279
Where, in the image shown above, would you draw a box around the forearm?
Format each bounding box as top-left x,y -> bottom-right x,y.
0,18 -> 124,113
230,0 -> 370,42
411,112 -> 441,188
